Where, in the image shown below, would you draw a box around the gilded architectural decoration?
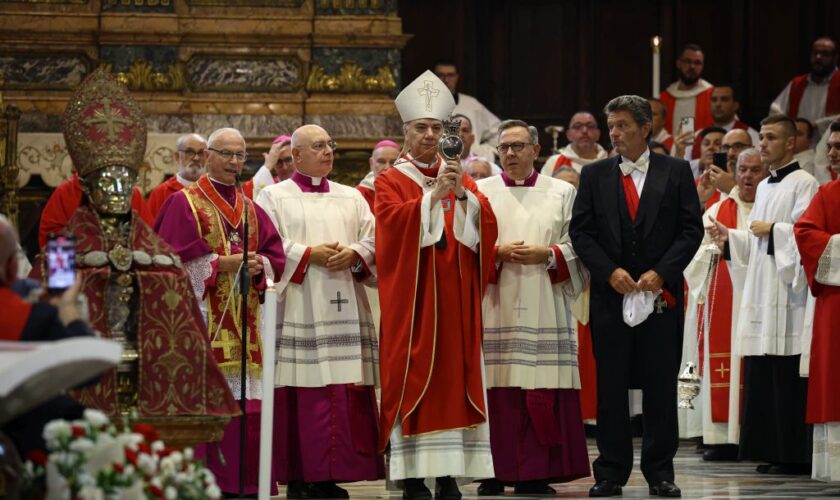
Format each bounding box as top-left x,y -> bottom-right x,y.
185,0 -> 302,6
104,61 -> 187,92
306,63 -> 395,93
101,0 -> 173,12
1,95 -> 22,226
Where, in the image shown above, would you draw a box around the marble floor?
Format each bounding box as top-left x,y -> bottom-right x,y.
275,440 -> 840,499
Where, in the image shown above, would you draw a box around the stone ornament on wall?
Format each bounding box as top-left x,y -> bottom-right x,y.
101,0 -> 173,12
0,52 -> 91,90
186,54 -> 303,93
185,0 -> 302,6
316,0 -> 396,15
17,132 -> 181,194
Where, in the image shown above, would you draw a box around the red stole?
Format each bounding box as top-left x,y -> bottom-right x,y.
789,71 -> 840,118
31,206 -> 238,417
374,158 -> 498,451
182,176 -> 263,377
660,85 -> 715,134
0,288 -> 32,341
551,155 -> 574,176
697,198 -> 738,422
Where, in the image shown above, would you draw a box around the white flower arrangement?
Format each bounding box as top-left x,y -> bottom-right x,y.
22,410 -> 221,500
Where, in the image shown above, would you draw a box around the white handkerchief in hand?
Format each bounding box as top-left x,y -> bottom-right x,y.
622,290 -> 659,327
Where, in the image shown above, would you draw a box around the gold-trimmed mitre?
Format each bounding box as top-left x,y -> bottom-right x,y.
62,67 -> 147,178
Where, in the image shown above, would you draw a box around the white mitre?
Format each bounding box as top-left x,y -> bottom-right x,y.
394,70 -> 456,123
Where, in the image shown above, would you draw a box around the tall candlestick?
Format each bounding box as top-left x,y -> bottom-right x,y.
652,36 -> 662,97
258,284 -> 277,500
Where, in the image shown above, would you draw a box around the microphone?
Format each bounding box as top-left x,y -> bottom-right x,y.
234,173 -> 242,186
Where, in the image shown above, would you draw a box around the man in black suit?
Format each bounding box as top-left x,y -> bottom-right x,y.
569,95 -> 704,498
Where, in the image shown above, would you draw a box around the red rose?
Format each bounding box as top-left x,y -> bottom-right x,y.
131,423 -> 159,443
138,442 -> 152,455
26,449 -> 48,466
71,424 -> 86,437
149,484 -> 164,498
113,462 -> 125,473
125,447 -> 138,466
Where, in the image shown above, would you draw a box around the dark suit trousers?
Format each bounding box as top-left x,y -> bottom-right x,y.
589,292 -> 683,486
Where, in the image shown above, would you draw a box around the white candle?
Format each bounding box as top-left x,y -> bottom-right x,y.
652,36 -> 662,97
258,284 -> 277,500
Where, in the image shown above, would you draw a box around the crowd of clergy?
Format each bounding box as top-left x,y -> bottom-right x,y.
3,35 -> 839,500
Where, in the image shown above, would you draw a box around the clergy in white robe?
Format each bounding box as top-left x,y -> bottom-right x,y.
659,44 -> 715,134
539,112 -> 609,178
256,125 -> 384,498
711,116 -> 819,473
474,120 -> 590,496
682,148 -> 768,461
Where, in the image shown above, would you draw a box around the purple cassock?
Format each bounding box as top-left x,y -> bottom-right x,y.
269,171 -> 385,485
154,177 -> 286,495
488,168 -> 591,485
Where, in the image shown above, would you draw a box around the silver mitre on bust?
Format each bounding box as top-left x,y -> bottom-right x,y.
438,117 -> 464,160
677,361 -> 702,409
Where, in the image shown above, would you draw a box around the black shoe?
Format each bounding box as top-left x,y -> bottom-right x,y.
514,480 -> 556,495
476,479 -> 504,496
756,463 -> 773,474
311,481 -> 350,498
589,480 -> 622,497
702,444 -> 739,462
286,481 -> 314,500
403,478 -> 432,500
435,476 -> 462,500
766,463 -> 811,475
649,481 -> 681,497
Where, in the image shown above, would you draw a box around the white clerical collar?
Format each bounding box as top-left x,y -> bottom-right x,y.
175,173 -> 192,187
298,172 -> 324,185
620,148 -> 651,167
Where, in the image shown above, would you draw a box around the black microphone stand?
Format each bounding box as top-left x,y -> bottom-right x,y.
235,174 -> 249,498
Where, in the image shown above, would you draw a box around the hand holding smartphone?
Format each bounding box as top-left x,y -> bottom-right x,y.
46,234 -> 76,294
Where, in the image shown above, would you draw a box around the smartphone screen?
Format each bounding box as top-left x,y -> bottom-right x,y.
47,234 -> 76,293
712,152 -> 728,170
681,117 -> 695,135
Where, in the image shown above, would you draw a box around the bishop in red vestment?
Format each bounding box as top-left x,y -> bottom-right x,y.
376,70 -> 497,500
794,123 -> 840,482
145,133 -> 206,219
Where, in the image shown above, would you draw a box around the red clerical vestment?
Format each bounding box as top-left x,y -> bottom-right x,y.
146,175 -> 186,220
38,173 -> 153,247
356,185 -> 375,213
374,159 -> 498,451
794,179 -> 840,423
697,197 -> 738,423
32,206 -> 238,418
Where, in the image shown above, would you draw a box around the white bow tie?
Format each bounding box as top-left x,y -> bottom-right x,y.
619,158 -> 648,176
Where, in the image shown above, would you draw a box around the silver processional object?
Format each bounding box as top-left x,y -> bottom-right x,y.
677,361 -> 702,409
438,117 -> 464,160
544,125 -> 565,155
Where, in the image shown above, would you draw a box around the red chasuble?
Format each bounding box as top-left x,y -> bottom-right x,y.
794,179 -> 840,423
356,185 -> 376,213
146,175 -> 186,220
38,173 -> 153,248
696,197 -> 738,422
374,159 -> 498,451
32,206 -> 238,417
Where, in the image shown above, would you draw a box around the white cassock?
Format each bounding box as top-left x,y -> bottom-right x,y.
727,164 -> 818,358
250,164 -> 278,201
476,173 -> 588,390
539,144 -> 608,178
681,188 -> 753,444
256,176 -> 379,388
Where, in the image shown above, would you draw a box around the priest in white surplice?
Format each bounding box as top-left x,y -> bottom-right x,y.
256,124 -> 384,498
475,119 -> 590,497
683,148 -> 768,462
710,115 -> 819,474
